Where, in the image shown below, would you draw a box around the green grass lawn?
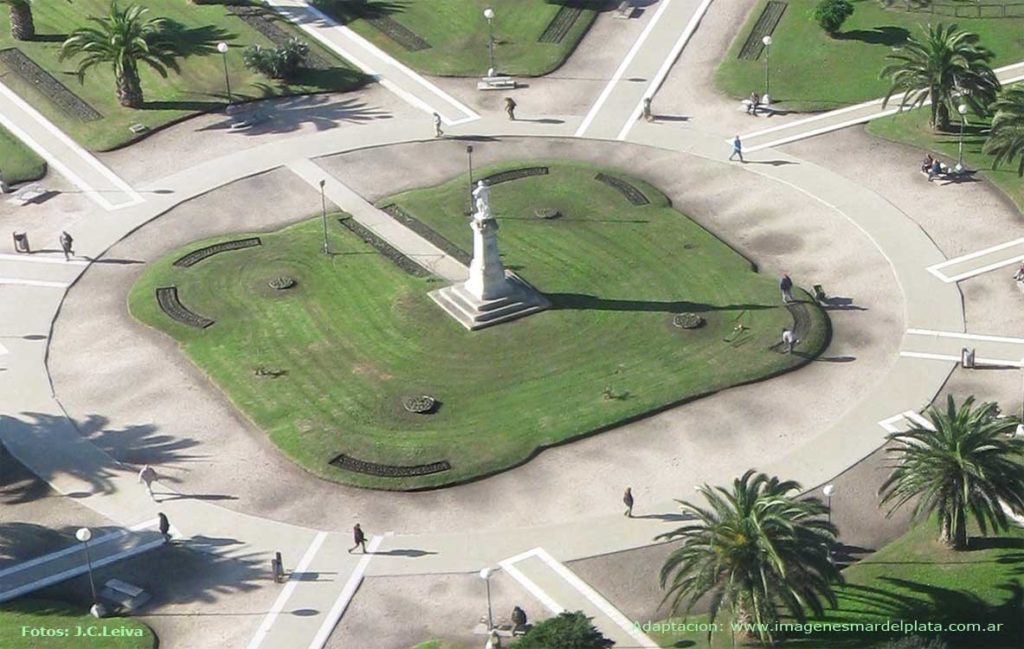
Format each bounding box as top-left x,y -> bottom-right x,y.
867,105 -> 1024,214
0,1 -> 368,151
129,162 -> 828,490
648,522 -> 1024,648
0,125 -> 45,184
315,0 -> 599,77
0,599 -> 155,647
717,0 -> 1024,111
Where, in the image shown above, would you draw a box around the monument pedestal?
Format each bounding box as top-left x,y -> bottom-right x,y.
430,198 -> 548,330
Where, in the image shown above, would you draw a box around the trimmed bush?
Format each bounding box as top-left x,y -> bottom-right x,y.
814,0 -> 854,36
243,38 -> 310,80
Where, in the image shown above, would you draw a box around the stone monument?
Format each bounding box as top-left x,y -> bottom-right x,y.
430,181 -> 549,330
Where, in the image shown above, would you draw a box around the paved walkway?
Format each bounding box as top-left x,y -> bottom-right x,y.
575,0 -> 712,141
739,61 -> 1024,152
0,80 -> 142,211
265,0 -> 479,125
286,158 -> 469,282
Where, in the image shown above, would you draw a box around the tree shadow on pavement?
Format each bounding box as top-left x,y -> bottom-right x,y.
0,522 -> 125,566
199,95 -> 392,136
548,293 -> 775,314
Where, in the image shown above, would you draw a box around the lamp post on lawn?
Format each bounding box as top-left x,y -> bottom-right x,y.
76,528 -> 105,618
761,35 -> 773,102
217,42 -> 233,106
479,567 -> 495,631
956,103 -> 968,172
484,7 -> 496,77
319,179 -> 329,255
466,145 -> 475,216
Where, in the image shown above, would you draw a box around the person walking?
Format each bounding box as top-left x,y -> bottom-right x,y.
432,112 -> 443,138
504,97 -> 517,121
780,273 -> 794,303
623,487 -> 634,518
138,464 -> 157,499
729,135 -> 743,162
349,523 -> 367,553
59,231 -> 74,261
158,512 -> 171,542
642,97 -> 653,122
748,91 -> 759,115
782,328 -> 796,354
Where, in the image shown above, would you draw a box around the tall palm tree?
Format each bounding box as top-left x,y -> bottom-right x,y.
658,470 -> 841,647
983,85 -> 1024,176
1,0 -> 35,40
879,395 -> 1024,550
880,23 -> 1000,131
59,2 -> 180,109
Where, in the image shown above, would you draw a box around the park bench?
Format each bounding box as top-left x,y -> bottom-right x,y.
477,76 -> 517,91
8,183 -> 47,206
740,98 -> 773,116
813,284 -> 828,304
99,578 -> 151,613
614,1 -> 636,18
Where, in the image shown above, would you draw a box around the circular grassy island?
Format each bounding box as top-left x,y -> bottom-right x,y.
129,161 -> 830,490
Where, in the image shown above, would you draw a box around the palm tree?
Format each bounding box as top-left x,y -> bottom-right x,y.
657,470 -> 841,646
59,2 -> 181,109
879,395 -> 1024,550
1,0 -> 35,40
983,85 -> 1024,176
880,23 -> 1000,131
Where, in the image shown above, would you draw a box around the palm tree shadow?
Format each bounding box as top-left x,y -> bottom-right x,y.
158,20 -> 235,58
835,26 -> 910,47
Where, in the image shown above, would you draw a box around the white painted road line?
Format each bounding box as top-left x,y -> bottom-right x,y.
617,0 -> 715,141
499,548 -> 565,614
575,0 -> 675,137
907,329 -> 1024,346
0,254 -> 88,266
878,413 -> 908,434
533,547 -> 660,649
0,81 -> 143,211
904,411 -> 936,431
0,278 -> 69,289
247,531 -> 328,649
900,350 -> 1023,367
306,532 -> 387,649
929,237 -> 1024,270
929,254 -> 1024,283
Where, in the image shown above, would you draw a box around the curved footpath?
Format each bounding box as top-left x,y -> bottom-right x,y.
0,116 -> 962,647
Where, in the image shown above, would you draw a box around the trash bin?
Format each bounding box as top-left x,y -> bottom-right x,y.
12,232 -> 29,253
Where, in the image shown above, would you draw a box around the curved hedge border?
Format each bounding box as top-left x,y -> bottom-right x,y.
595,173 -> 649,206
381,203 -> 472,265
482,166 -> 549,186
330,453 -> 451,477
338,217 -> 431,277
0,48 -> 102,121
156,287 -> 214,329
173,237 -> 262,268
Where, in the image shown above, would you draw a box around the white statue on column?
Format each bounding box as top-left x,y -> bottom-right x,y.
472,180 -> 492,220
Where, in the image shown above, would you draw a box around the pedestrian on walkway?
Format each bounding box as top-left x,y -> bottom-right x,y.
433,112 -> 443,138
158,512 -> 171,542
782,328 -> 796,354
748,91 -> 759,115
780,273 -> 794,303
59,231 -> 74,261
138,464 -> 157,499
729,135 -> 743,162
623,487 -> 634,518
504,97 -> 517,121
349,523 -> 367,553
642,97 -> 653,122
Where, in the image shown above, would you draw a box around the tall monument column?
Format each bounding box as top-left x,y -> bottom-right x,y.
429,180 -> 549,330
465,181 -> 513,300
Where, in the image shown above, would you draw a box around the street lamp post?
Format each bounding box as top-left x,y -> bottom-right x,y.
466,145 -> 475,216
479,567 -> 495,630
217,42 -> 233,106
823,484 -> 835,526
956,103 -> 968,171
483,8 -> 496,77
761,35 -> 773,102
319,179 -> 329,255
76,528 -> 104,618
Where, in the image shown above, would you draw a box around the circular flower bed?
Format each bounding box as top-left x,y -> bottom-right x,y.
403,395 -> 437,414
672,312 -> 705,329
268,276 -> 296,290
